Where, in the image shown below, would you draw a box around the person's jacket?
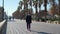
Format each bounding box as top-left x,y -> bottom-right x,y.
26,15 -> 32,23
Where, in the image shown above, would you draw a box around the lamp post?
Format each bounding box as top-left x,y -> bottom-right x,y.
2,0 -> 4,8
2,0 -> 4,20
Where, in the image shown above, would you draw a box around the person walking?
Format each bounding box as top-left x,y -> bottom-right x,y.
26,13 -> 32,31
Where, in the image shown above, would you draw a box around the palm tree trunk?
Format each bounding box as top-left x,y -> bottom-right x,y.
43,0 -> 48,21
35,5 -> 37,14
52,0 -> 55,19
24,1 -> 25,10
36,0 -> 38,14
39,4 -> 41,11
35,1 -> 38,21
30,0 -> 32,14
44,0 -> 47,18
45,5 -> 47,12
59,0 -> 60,16
44,4 -> 47,19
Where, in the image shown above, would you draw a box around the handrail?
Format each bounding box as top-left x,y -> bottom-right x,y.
0,20 -> 6,30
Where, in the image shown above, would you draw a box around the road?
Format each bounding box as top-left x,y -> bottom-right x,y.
2,19 -> 60,34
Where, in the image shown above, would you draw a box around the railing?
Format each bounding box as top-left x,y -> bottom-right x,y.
0,20 -> 7,34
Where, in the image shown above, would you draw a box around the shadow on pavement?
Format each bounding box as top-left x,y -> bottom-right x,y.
1,20 -> 7,34
37,32 -> 51,34
31,30 -> 51,34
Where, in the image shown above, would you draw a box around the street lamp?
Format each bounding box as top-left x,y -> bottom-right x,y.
2,0 -> 4,8
2,0 -> 4,20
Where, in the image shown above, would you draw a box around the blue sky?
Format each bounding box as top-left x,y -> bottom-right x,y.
0,0 -> 20,16
0,0 -> 2,6
4,0 -> 20,16
0,0 -> 58,16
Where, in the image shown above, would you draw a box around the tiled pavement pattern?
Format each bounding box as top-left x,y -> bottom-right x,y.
2,19 -> 60,34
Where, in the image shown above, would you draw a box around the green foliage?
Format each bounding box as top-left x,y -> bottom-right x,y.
41,18 -> 48,22
48,17 -> 60,21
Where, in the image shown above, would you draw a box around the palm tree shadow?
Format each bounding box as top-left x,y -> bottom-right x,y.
31,30 -> 52,34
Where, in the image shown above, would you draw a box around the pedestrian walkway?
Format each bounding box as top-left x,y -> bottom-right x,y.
2,19 -> 60,34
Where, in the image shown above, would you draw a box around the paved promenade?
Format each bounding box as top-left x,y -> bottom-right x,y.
2,19 -> 60,34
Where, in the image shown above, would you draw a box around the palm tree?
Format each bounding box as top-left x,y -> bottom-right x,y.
29,0 -> 32,7
23,0 -> 29,10
33,0 -> 43,21
38,0 -> 43,21
32,0 -> 38,20
49,0 -> 56,14
33,0 -> 43,13
29,0 -> 32,13
44,0 -> 47,11
50,5 -> 57,15
19,1 -> 24,11
44,0 -> 48,17
49,0 -> 57,19
49,0 -> 55,4
18,0 -> 29,19
14,1 -> 24,19
33,0 -> 38,14
59,0 -> 60,16
38,0 -> 43,11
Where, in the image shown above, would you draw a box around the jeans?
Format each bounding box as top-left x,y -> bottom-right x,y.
27,23 -> 31,30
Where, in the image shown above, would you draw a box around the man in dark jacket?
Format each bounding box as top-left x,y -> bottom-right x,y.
26,14 -> 32,31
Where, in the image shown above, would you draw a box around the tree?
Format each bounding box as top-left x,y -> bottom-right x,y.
58,0 -> 60,16
32,0 -> 43,21
19,1 -> 24,10
48,0 -> 56,5
38,0 -> 43,11
23,0 -> 29,10
13,1 -> 23,19
49,0 -> 57,15
33,0 -> 39,21
44,0 -> 48,18
50,5 -> 57,15
13,10 -> 21,19
29,0 -> 33,13
29,0 -> 32,7
33,0 -> 38,14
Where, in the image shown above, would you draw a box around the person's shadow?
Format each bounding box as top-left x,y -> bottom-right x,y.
31,30 -> 52,34
37,32 -> 51,34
